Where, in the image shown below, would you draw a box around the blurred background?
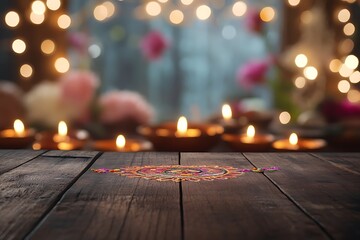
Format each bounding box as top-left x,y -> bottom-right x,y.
0,0 -> 359,150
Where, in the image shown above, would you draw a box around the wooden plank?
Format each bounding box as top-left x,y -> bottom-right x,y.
0,151 -> 99,240
29,152 -> 181,240
311,152 -> 360,176
244,152 -> 360,240
42,150 -> 99,158
180,152 -> 328,240
0,149 -> 45,175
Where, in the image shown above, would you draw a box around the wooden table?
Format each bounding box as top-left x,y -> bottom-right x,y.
0,150 -> 359,240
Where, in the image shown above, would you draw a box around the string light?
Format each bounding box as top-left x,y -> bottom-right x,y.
181,0 -> 193,5
349,71 -> 360,84
329,59 -> 342,73
344,55 -> 359,70
343,23 -> 355,36
146,1 -> 161,17
303,66 -> 318,80
260,7 -> 275,22
103,1 -> 116,18
5,11 -> 20,27
30,12 -> 45,24
288,0 -> 300,7
20,64 -> 33,78
55,57 -> 70,73
169,10 -> 184,25
46,0 -> 61,11
339,64 -> 353,78
279,111 -> 291,124
94,4 -> 108,21
57,14 -> 71,29
338,80 -> 350,93
294,76 -> 306,89
41,39 -> 55,54
295,54 -> 308,68
232,1 -> 247,17
31,1 -> 46,15
347,90 -> 360,103
338,9 -> 350,23
196,5 -> 211,20
12,39 -> 26,54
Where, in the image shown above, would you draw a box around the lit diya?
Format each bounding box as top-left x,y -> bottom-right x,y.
32,121 -> 86,150
138,116 -> 224,151
218,104 -> 247,133
0,119 -> 35,148
272,132 -> 326,151
93,134 -> 152,152
222,125 -> 274,151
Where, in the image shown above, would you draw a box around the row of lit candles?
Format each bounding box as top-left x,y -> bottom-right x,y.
0,116 -> 326,151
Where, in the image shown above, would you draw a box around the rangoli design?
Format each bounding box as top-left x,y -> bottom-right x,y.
91,165 -> 279,182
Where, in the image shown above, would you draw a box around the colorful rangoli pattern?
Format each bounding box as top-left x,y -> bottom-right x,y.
91,165 -> 279,182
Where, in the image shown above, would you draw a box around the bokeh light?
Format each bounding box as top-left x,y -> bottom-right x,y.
294,76 -> 306,89
260,7 -> 275,22
55,57 -> 70,73
20,64 -> 33,78
41,39 -> 55,54
146,1 -> 162,17
46,0 -> 61,11
196,5 -> 211,20
57,14 -> 71,29
5,11 -> 20,27
232,1 -> 247,17
12,39 -> 26,54
303,66 -> 318,80
169,10 -> 184,25
32,1 -> 46,15
279,111 -> 291,124
338,80 -> 350,93
295,54 -> 308,68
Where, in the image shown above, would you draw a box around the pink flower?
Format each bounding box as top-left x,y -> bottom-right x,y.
140,31 -> 168,60
59,70 -> 99,109
236,59 -> 270,89
99,91 -> 154,124
68,32 -> 89,54
245,9 -> 263,33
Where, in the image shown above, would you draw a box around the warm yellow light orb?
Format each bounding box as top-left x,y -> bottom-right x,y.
339,64 -> 353,78
294,76 -> 306,89
169,10 -> 184,25
349,71 -> 360,84
55,57 -> 70,73
279,111 -> 291,124
343,23 -> 355,36
338,80 -> 351,93
288,0 -> 300,7
32,1 -> 46,15
20,64 -> 33,78
177,116 -> 188,135
181,0 -> 193,5
14,119 -> 25,136
94,5 -> 108,21
289,133 -> 298,146
344,55 -> 359,70
338,9 -> 350,23
246,125 -> 255,138
196,5 -> 211,20
303,66 -> 318,80
146,1 -> 162,17
46,0 -> 61,11
57,14 -> 71,29
232,1 -> 247,17
329,59 -> 342,73
222,104 -> 232,120
5,11 -> 20,27
260,7 -> 275,22
103,1 -> 116,18
116,135 -> 126,149
12,39 -> 26,54
30,12 -> 45,24
41,39 -> 55,54
295,54 -> 308,68
347,90 -> 360,103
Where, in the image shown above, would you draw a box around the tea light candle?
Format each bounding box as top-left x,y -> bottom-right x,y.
138,116 -> 223,151
32,121 -> 83,150
218,104 -> 245,133
93,134 -> 152,152
272,132 -> 326,151
222,125 -> 274,151
0,119 -> 35,148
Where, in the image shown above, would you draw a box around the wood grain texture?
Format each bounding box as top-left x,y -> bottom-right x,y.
180,152 -> 328,240
42,150 -> 99,158
244,152 -> 360,240
311,152 -> 360,176
0,149 -> 45,175
0,151 -> 98,240
30,152 -> 181,240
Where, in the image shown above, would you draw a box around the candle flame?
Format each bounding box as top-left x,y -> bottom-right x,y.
222,104 -> 232,120
58,121 -> 67,137
289,133 -> 298,146
177,116 -> 188,135
116,134 -> 126,149
246,125 -> 255,138
13,119 -> 25,135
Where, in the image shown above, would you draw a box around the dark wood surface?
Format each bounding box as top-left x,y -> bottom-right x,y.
0,150 -> 358,240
